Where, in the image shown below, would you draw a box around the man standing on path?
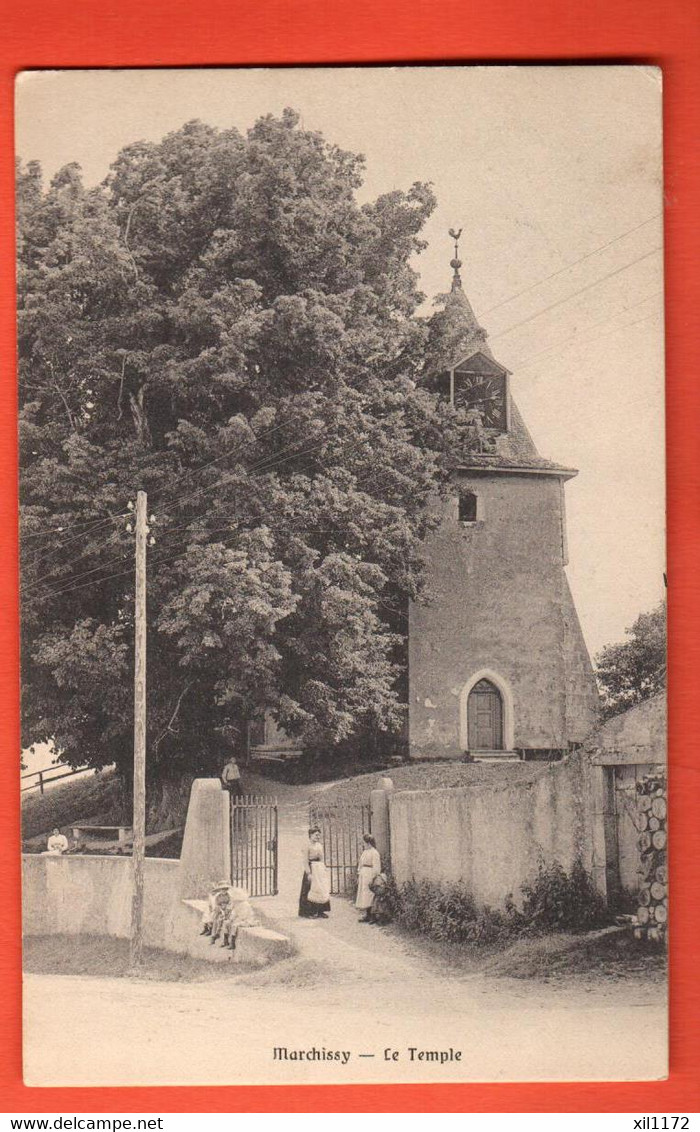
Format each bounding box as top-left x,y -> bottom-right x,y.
220,755 -> 243,798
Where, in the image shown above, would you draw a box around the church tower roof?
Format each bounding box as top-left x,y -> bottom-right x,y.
428,230 -> 577,479
441,228 -> 494,362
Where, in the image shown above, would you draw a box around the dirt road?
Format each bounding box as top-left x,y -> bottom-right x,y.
24,958 -> 665,1087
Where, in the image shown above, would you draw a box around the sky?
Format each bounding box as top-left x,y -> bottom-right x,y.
15,65 -> 665,679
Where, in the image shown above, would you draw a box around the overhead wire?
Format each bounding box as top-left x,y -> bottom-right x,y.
23,547 -> 134,596
26,428 -> 334,599
511,290 -> 664,372
482,213 -> 662,317
28,427 -> 345,602
21,509 -> 132,548
30,421 -> 407,604
486,247 -> 662,347
148,410 -> 316,512
22,410 -> 335,594
22,412 -> 305,551
516,309 -> 662,374
150,241 -> 666,518
156,424 -> 337,518
25,214 -> 664,536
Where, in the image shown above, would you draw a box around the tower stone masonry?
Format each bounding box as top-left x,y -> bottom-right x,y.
408,241 -> 600,761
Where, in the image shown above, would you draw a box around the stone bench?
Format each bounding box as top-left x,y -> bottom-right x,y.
72,824 -> 132,845
180,900 -> 292,965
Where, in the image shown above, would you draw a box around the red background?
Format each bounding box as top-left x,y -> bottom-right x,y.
1,0 -> 698,1113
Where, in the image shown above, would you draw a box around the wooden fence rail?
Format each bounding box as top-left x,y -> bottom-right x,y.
20,765 -> 97,795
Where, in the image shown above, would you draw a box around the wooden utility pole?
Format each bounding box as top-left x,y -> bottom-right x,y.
130,489 -> 148,968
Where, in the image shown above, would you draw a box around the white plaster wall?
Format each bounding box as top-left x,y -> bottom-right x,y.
389,752 -> 595,908
22,778 -> 232,956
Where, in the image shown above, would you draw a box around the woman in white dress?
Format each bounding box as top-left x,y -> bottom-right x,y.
355,834 -> 381,922
46,828 -> 69,855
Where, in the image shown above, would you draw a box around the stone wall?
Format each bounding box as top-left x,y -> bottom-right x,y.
389,751 -> 597,908
22,779 -> 226,947
22,778 -> 290,963
178,778 -> 230,899
585,694 -> 666,900
585,693 -> 666,765
22,854 -> 181,945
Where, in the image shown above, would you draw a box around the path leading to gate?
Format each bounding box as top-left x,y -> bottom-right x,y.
252,789 -> 430,985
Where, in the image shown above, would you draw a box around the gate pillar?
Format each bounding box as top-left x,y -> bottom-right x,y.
179,778 -> 231,900
588,764 -> 618,904
370,787 -> 391,871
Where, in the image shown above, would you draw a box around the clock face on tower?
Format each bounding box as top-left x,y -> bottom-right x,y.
451,356 -> 509,432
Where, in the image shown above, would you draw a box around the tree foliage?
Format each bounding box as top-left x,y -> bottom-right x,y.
594,601 -> 666,720
18,111 -> 463,779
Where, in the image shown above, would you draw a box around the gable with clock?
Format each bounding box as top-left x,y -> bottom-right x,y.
451,353 -> 510,433
408,237 -> 600,763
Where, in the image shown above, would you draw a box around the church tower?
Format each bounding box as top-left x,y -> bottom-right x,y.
408,234 -> 600,760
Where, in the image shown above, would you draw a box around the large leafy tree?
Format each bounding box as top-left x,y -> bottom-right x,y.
594,601 -> 666,720
18,110 -> 461,782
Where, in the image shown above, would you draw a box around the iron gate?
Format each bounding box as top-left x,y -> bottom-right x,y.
230,794 -> 278,896
309,801 -> 371,895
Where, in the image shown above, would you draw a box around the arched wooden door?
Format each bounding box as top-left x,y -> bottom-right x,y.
467,678 -> 504,751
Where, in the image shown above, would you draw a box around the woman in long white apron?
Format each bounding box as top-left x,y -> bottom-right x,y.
355,834 -> 381,922
299,827 -> 331,918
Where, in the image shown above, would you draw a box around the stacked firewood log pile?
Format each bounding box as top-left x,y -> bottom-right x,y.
633,769 -> 667,942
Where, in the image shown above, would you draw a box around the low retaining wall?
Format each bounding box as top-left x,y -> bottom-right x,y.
389,751 -> 598,908
22,854 -> 180,945
22,778 -> 290,966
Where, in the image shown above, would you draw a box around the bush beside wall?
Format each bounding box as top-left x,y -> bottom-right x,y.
388,857 -> 609,946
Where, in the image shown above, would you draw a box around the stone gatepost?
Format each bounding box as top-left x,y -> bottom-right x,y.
588,762 -> 618,903
370,777 -> 394,872
178,778 -> 231,899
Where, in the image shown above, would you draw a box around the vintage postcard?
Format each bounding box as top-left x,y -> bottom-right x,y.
16,66 -> 666,1087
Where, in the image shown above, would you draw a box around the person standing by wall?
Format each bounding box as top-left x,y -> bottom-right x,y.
220,755 -> 243,798
356,834 -> 381,922
299,827 -> 331,918
46,828 -> 69,855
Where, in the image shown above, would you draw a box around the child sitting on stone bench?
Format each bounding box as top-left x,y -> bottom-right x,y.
200,881 -> 231,941
221,887 -> 259,950
200,883 -> 260,949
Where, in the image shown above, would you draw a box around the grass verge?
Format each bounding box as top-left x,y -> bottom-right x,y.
302,759 -> 547,807
23,934 -> 254,982
21,770 -> 123,842
382,920 -> 667,984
